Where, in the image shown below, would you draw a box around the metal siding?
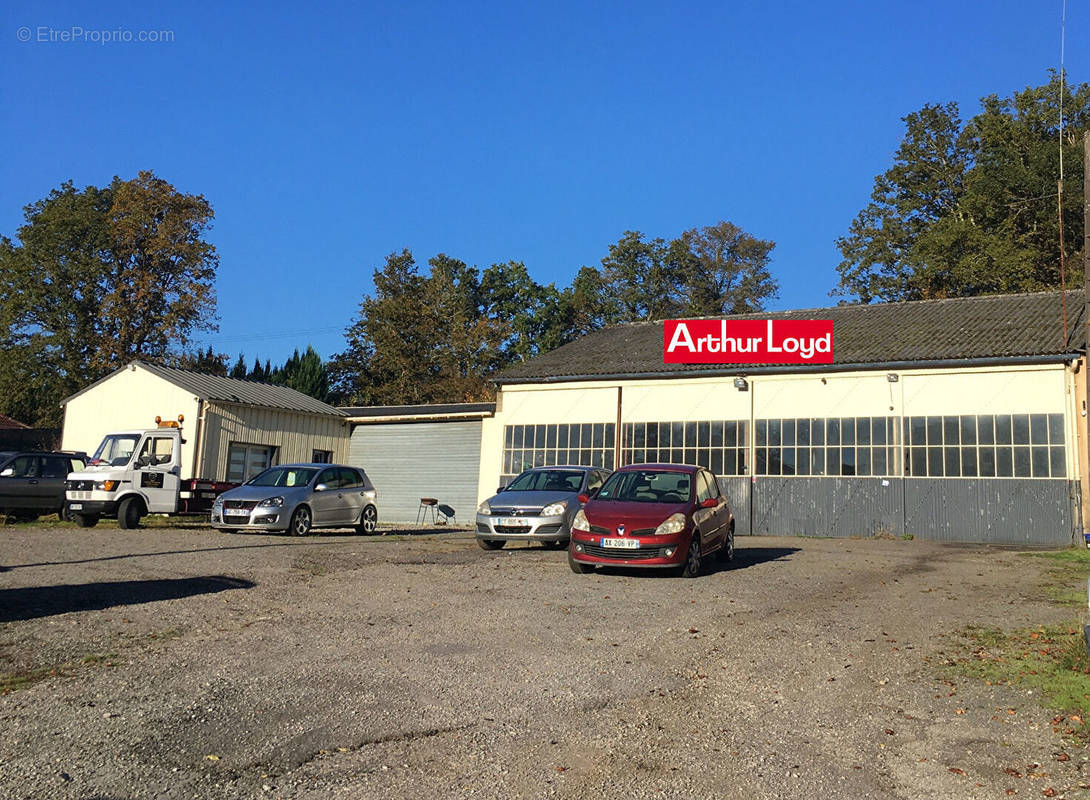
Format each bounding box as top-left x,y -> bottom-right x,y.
203,404 -> 350,481
751,478 -> 904,538
904,479 -> 1076,546
717,477 -> 751,536
350,421 -> 483,524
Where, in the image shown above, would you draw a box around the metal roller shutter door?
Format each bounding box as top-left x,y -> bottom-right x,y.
349,420 -> 482,525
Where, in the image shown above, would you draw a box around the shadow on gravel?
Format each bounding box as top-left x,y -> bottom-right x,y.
3,539 -> 349,570
592,546 -> 801,579
0,575 -> 255,622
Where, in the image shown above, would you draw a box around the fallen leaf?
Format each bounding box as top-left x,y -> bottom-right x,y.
1042,788 -> 1057,798
1004,768 -> 1023,778
949,767 -> 965,775
205,755 -> 220,761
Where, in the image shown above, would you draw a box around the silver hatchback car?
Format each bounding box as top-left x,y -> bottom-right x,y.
211,463 -> 378,535
475,466 -> 609,550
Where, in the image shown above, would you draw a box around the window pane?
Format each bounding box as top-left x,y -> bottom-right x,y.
630,424 -> 643,448
978,416 -> 994,445
826,447 -> 840,475
857,418 -> 871,445
670,422 -> 683,448
781,447 -> 796,475
766,449 -> 781,475
996,448 -> 1013,477
960,416 -> 976,445
505,427 -> 514,447
927,416 -> 942,446
961,447 -> 977,477
513,427 -> 524,448
768,419 -> 781,447
795,448 -> 810,475
810,448 -> 824,475
908,417 -> 924,447
1030,414 -> 1048,445
874,418 -> 889,446
944,447 -> 960,477
1031,446 -> 1049,477
841,418 -> 855,445
710,450 -> 723,475
811,420 -> 824,446
646,424 -> 658,448
1050,446 -> 1065,477
756,419 -> 767,447
756,449 -> 767,474
856,448 -> 871,476
1013,447 -> 1031,477
979,448 -> 996,477
872,448 -> 887,475
684,448 -> 697,467
1048,413 -> 1064,445
796,419 -> 811,446
943,417 -> 959,446
827,419 -> 840,446
592,424 -> 604,448
698,421 -> 710,447
723,421 -> 736,447
996,415 -> 1013,445
840,447 -> 855,475
1012,415 -> 1029,445
546,426 -> 557,449
927,448 -> 944,477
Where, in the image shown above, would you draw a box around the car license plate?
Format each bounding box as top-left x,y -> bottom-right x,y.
68,503 -> 82,510
500,518 -> 524,527
601,537 -> 639,549
200,492 -> 215,499
225,510 -> 248,517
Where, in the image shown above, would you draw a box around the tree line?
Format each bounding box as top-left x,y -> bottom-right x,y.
0,72 -> 1085,425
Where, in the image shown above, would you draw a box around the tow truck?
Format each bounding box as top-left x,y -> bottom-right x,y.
65,416 -> 236,528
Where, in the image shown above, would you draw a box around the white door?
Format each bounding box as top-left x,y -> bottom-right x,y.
134,434 -> 181,513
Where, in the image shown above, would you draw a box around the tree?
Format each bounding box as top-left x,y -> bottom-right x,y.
0,171 -> 218,425
670,221 -> 778,315
836,72 -> 1089,302
230,353 -> 247,379
269,346 -> 330,402
170,346 -> 228,375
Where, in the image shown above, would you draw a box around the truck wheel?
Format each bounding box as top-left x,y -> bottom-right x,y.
118,497 -> 144,529
75,514 -> 99,528
289,506 -> 312,536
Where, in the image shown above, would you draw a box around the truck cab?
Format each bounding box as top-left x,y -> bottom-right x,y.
66,417 -> 186,528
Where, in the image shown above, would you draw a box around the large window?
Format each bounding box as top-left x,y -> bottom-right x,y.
502,423 -> 615,484
227,443 -> 277,483
621,420 -> 749,476
756,417 -> 897,476
903,413 -> 1065,478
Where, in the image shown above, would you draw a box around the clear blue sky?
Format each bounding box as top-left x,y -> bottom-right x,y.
1,1 -> 1084,366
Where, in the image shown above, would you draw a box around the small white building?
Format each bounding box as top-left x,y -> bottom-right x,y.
62,361 -> 350,482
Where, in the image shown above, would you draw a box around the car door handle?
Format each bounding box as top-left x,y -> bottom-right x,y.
28,479 -> 38,484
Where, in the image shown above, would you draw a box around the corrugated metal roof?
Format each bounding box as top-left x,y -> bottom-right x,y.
64,361 -> 346,417
340,402 -> 495,419
496,290 -> 1086,383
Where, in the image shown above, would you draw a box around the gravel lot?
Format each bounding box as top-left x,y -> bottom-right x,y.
0,524 -> 1087,799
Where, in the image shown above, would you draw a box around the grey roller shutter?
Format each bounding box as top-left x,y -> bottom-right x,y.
349,420 -> 482,525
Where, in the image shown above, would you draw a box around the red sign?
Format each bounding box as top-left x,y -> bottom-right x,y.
663,319 -> 834,364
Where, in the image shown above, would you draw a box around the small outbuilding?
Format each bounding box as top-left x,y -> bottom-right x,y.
62,361 -> 350,482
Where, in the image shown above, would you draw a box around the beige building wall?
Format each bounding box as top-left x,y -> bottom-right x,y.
201,403 -> 350,480
62,365 -> 202,478
480,363 -> 1076,502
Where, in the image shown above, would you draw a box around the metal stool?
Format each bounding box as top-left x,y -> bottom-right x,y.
416,497 -> 438,525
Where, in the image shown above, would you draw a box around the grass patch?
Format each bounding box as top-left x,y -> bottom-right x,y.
0,666 -> 66,694
947,622 -> 1090,738
80,652 -> 118,665
1022,548 -> 1090,608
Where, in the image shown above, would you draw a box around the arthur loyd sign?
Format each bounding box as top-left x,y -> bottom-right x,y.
663,319 -> 834,364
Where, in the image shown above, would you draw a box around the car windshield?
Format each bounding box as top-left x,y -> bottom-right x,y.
91,434 -> 140,466
504,469 -> 584,492
596,469 -> 692,503
246,466 -> 318,488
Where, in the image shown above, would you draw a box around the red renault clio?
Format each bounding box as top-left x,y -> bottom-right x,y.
568,463 -> 734,577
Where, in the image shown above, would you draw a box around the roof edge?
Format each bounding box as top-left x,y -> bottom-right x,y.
494,353 -> 1082,385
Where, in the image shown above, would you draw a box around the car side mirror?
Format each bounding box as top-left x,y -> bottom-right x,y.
496,485 -> 506,493
577,493 -> 589,504
699,497 -> 718,509
314,483 -> 329,492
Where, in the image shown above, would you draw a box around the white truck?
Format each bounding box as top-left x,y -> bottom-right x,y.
65,416 -> 236,528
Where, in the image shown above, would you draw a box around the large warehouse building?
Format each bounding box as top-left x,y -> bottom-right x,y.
478,290 -> 1086,546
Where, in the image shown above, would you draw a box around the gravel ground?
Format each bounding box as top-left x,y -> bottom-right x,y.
0,525 -> 1087,799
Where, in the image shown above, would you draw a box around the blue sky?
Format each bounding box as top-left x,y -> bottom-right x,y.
1,1 -> 1084,366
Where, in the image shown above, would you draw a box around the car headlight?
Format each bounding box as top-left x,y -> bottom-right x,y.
654,512 -> 687,536
258,496 -> 284,507
477,500 -> 491,514
541,502 -> 566,517
94,480 -> 118,492
572,509 -> 590,532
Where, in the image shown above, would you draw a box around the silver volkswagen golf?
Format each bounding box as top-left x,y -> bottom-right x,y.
211,463 -> 378,535
475,465 -> 609,550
